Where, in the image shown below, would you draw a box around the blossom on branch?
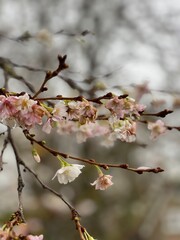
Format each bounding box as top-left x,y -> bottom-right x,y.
0,93 -> 47,129
27,234 -> 44,240
52,164 -> 85,184
76,122 -> 109,143
148,119 -> 167,139
91,174 -> 113,190
109,116 -> 136,142
52,101 -> 67,121
105,96 -> 145,119
67,100 -> 97,124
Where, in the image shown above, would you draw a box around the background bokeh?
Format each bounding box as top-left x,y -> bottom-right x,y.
0,0 -> 180,239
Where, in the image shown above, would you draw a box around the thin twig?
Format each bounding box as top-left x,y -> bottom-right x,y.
23,130 -> 164,174
32,55 -> 68,99
16,153 -> 87,239
142,109 -> 173,118
0,135 -> 9,171
8,129 -> 25,222
18,157 -> 77,213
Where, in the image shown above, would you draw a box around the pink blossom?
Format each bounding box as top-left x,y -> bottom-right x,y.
0,94 -> 47,129
76,122 -> 109,143
0,95 -> 18,119
117,120 -> 136,142
42,118 -> 53,134
56,119 -> 78,135
27,234 -> 43,240
67,100 -> 97,124
91,174 -> 113,190
52,101 -> 67,121
148,119 -> 167,139
19,104 -> 45,127
109,116 -> 136,142
15,93 -> 36,113
78,100 -> 97,124
105,96 -> 145,119
134,81 -> 150,100
0,229 -> 8,240
105,96 -> 125,118
67,101 -> 81,120
14,93 -> 46,128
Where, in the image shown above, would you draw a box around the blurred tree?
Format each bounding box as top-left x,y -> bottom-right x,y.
0,1 -> 179,240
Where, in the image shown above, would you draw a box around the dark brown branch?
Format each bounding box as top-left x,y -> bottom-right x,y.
139,120 -> 180,132
167,126 -> 180,131
8,129 -> 25,222
34,92 -> 128,104
16,153 -> 86,239
32,55 -> 68,99
23,130 -> 164,175
142,109 -> 173,118
0,57 -> 36,93
18,156 -> 77,213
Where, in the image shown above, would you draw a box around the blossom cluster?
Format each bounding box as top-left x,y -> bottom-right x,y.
0,92 -> 167,146
0,93 -> 46,129
43,95 -> 146,145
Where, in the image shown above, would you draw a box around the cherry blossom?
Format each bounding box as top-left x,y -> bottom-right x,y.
42,118 -> 53,134
148,119 -> 167,139
105,96 -> 145,119
27,234 -> 44,240
0,93 -> 47,129
105,96 -> 125,118
0,229 -> 8,240
56,119 -> 78,135
76,122 -> 109,143
0,95 -> 18,119
52,101 -> 67,121
67,100 -> 97,124
52,164 -> 85,184
36,29 -> 53,46
109,116 -> 136,142
91,174 -> 113,190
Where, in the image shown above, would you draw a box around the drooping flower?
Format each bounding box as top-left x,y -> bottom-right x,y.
52,164 -> 85,184
91,174 -> 113,190
148,119 -> 167,139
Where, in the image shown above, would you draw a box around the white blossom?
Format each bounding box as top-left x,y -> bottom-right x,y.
52,164 -> 85,184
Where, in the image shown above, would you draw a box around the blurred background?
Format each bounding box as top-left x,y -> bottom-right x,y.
0,0 -> 180,239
